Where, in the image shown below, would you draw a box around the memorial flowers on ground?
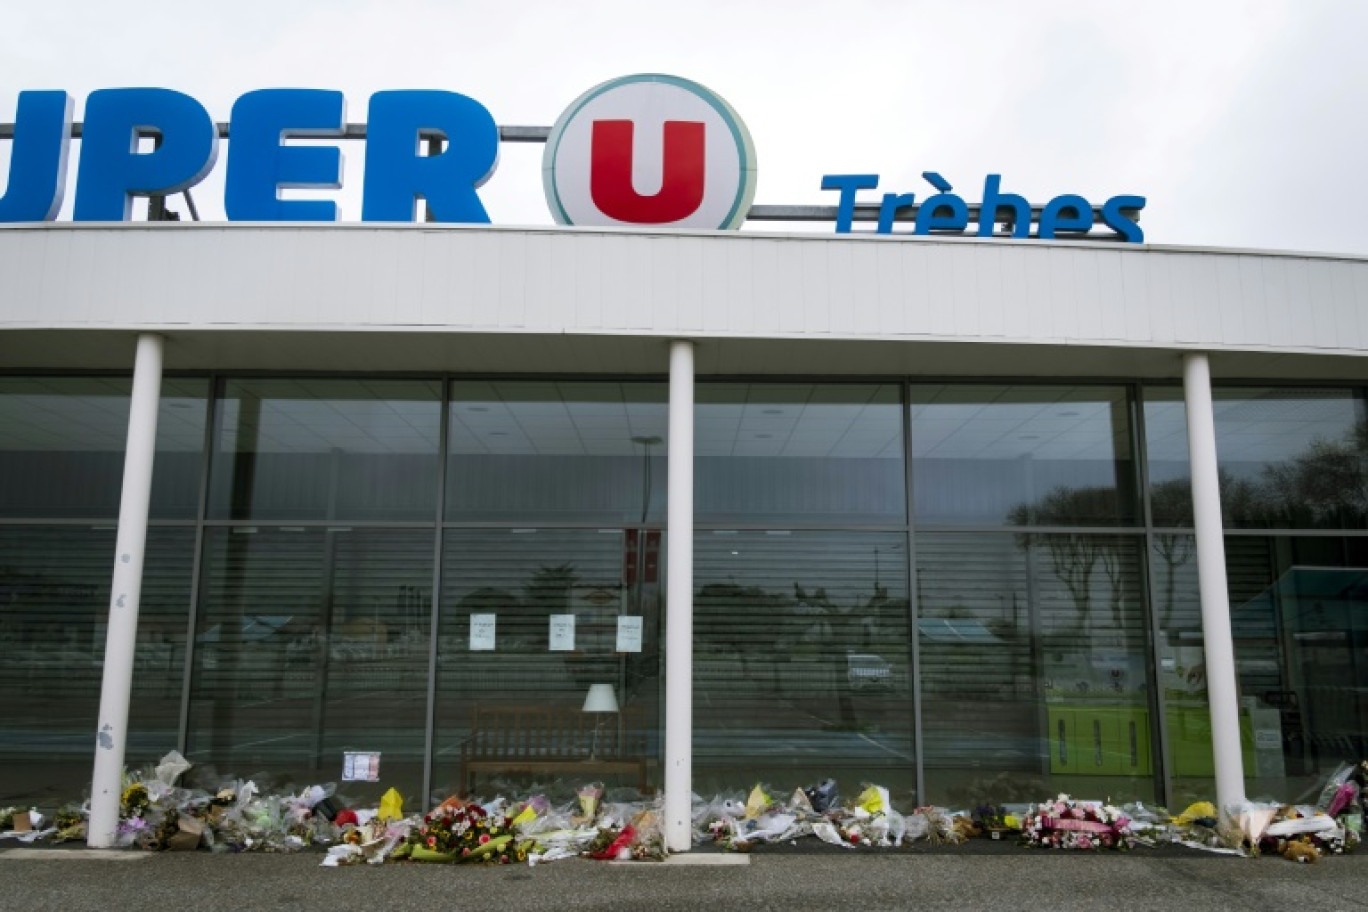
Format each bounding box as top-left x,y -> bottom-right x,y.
6,748 -> 1368,865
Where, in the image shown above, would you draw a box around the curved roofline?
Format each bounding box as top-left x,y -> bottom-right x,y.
2,219 -> 1364,265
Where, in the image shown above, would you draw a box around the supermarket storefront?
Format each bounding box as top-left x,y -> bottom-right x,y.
3,222 -> 1368,827
4,75 -> 1368,849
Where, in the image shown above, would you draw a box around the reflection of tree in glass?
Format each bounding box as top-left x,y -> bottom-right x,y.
1007,487 -> 1120,639
458,587 -> 517,613
795,584 -> 855,728
1247,421 -> 1368,527
1149,479 -> 1195,640
523,563 -> 578,611
1154,420 -> 1368,529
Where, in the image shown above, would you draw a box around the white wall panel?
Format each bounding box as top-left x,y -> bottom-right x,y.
1282,256 -> 1314,349
563,234 -> 597,330
711,236 -> 746,335
830,241 -> 861,335
1165,254 -> 1195,343
1237,256 -> 1272,346
3,224 -> 1368,365
646,235 -> 680,332
886,242 -> 925,337
1330,261 -> 1362,351
1354,261 -> 1368,351
923,242 -> 956,337
1200,255 -> 1230,343
1213,255 -> 1242,345
1072,248 -> 1103,341
1261,256 -> 1294,350
800,238 -> 830,335
1046,248 -> 1076,341
1094,250 -> 1127,341
1311,258 -> 1348,350
521,232 -> 557,331
1120,249 -> 1149,342
1143,252 -> 1175,343
949,244 -> 979,338
598,234 -> 629,331
10,232 -> 44,324
1020,249 -> 1054,342
764,240 -> 796,335
998,245 -> 1030,341
975,246 -> 1006,339
677,237 -> 706,333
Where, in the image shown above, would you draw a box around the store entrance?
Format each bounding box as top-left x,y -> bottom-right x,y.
430,527 -> 664,801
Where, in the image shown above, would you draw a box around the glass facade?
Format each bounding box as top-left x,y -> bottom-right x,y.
910,384 -> 1138,527
693,530 -> 913,795
1144,386 -> 1368,529
1145,385 -> 1368,805
693,383 -> 911,797
446,381 -> 668,524
0,376 -> 206,802
2,373 -> 1364,812
187,527 -> 433,800
917,532 -> 1153,806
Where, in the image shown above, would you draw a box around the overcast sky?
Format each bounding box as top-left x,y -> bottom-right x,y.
3,0 -> 1367,255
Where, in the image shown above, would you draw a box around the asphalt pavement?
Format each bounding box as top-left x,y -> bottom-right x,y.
2,841 -> 1367,912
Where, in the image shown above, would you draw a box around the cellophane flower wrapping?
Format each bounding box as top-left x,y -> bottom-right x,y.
695,781 -> 912,851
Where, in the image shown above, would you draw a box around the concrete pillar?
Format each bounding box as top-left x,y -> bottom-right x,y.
88,333 -> 164,847
663,339 -> 695,851
1182,352 -> 1247,811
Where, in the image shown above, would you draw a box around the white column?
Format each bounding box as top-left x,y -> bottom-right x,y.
88,334 -> 164,848
663,339 -> 695,852
1182,352 -> 1246,812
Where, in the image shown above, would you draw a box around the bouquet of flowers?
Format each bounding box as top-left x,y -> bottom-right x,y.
407,802 -> 527,863
1021,794 -> 1133,850
120,783 -> 151,819
575,783 -> 603,824
50,805 -> 86,843
836,819 -> 875,847
973,803 -> 1009,835
585,809 -> 668,861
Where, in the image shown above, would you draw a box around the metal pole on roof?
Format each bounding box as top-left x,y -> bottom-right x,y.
88,333 -> 165,847
1181,352 -> 1247,814
663,340 -> 695,851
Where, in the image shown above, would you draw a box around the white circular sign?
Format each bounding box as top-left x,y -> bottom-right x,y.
543,74 -> 757,230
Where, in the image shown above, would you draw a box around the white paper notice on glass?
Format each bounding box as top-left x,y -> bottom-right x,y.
549,614 -> 576,651
616,615 -> 643,653
342,751 -> 381,782
469,613 -> 496,651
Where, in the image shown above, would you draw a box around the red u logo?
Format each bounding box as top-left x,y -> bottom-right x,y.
589,120 -> 705,223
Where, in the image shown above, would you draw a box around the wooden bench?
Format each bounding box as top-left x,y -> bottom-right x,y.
458,703 -> 650,796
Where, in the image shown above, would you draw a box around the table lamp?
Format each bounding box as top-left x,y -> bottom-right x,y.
582,683 -> 619,761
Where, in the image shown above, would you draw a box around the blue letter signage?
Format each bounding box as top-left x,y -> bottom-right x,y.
822,171 -> 1146,243
1,87 -> 502,225
0,83 -> 1148,242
